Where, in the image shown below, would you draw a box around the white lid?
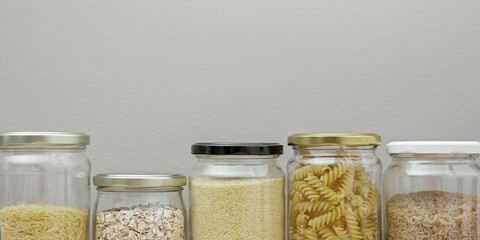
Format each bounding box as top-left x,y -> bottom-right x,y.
387,141 -> 480,154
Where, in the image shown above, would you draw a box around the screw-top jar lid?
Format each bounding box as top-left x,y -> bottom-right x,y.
288,133 -> 381,146
0,132 -> 90,146
387,141 -> 480,154
93,173 -> 186,188
191,142 -> 283,155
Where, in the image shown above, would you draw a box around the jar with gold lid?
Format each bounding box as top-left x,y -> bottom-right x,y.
287,133 -> 382,240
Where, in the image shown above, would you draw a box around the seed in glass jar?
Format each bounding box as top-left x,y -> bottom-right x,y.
386,191 -> 478,240
0,203 -> 87,240
95,203 -> 184,240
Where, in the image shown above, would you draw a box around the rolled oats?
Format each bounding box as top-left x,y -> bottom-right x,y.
95,203 -> 184,240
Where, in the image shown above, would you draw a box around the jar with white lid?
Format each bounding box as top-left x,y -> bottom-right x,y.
384,141 -> 480,240
287,133 -> 382,240
0,132 -> 90,240
93,173 -> 187,240
189,142 -> 285,240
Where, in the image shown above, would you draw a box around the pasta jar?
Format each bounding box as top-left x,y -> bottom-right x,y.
287,133 -> 382,240
93,173 -> 187,240
384,141 -> 480,240
189,142 -> 285,240
0,132 -> 90,240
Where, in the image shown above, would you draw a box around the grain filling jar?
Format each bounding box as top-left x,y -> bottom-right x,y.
384,141 -> 480,240
0,132 -> 91,240
287,133 -> 382,240
189,142 -> 285,240
93,173 -> 187,240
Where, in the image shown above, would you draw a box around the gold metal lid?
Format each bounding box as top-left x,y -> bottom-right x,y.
288,133 -> 381,146
0,132 -> 89,146
93,173 -> 187,188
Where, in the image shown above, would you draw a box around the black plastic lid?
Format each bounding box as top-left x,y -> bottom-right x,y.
192,142 -> 283,155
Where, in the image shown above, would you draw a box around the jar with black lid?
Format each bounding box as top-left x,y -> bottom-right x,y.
189,142 -> 285,240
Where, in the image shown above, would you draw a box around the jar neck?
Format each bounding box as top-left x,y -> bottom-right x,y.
290,145 -> 379,163
390,153 -> 479,162
96,186 -> 183,193
292,145 -> 377,155
195,154 -> 280,162
0,144 -> 87,150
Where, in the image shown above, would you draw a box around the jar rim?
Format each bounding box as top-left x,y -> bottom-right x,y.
93,173 -> 186,188
96,186 -> 184,192
0,132 -> 89,146
387,141 -> 480,154
191,142 -> 283,155
288,133 -> 381,146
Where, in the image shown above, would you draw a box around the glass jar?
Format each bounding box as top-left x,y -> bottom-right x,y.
0,132 -> 90,240
93,173 -> 187,240
189,142 -> 285,240
384,141 -> 480,240
287,133 -> 382,240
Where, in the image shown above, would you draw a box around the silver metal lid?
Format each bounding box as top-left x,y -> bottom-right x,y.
0,132 -> 90,146
93,173 -> 187,188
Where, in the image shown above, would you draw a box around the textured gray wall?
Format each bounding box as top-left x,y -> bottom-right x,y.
1,0 -> 479,180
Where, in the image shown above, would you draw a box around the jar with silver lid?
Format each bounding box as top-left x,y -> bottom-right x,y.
0,132 -> 91,240
93,173 -> 187,240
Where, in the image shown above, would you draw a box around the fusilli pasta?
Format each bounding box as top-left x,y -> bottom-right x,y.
289,156 -> 379,240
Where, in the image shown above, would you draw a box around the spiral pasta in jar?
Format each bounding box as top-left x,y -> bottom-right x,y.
287,133 -> 382,240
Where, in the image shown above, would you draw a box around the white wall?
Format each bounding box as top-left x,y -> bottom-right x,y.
1,0 -> 479,179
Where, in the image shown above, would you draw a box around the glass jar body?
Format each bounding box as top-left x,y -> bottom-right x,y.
384,153 -> 480,240
0,145 -> 90,240
94,187 -> 186,240
189,155 -> 285,240
287,145 -> 382,240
